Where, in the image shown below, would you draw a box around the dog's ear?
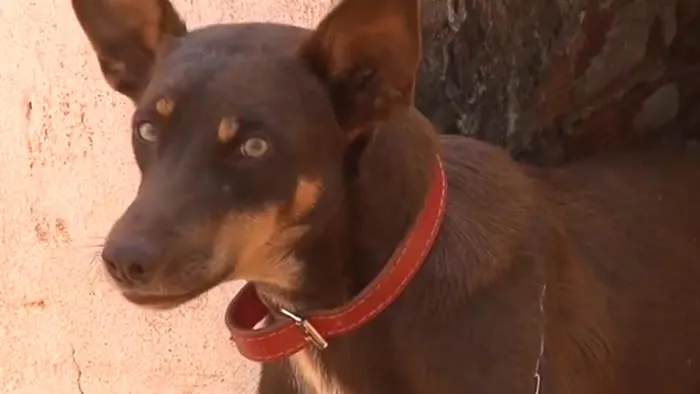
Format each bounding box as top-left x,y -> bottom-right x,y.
71,0 -> 187,101
299,0 -> 422,135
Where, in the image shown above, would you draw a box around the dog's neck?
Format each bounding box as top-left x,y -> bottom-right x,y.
259,109 -> 440,313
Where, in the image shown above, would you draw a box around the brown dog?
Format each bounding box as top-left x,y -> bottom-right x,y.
71,0 -> 700,393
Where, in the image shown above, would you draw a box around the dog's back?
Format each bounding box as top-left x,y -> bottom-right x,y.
538,143 -> 700,393
433,135 -> 700,393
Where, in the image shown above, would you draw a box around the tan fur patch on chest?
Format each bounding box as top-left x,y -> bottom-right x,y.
290,350 -> 346,394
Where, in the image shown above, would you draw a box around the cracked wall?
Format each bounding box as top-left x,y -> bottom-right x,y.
0,1 -> 331,393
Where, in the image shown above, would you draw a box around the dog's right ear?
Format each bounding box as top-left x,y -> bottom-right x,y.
299,0 -> 422,135
71,0 -> 187,101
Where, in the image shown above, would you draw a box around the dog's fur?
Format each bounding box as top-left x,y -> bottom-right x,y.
72,0 -> 700,393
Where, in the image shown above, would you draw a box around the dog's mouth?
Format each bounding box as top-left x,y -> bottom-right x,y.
120,268 -> 233,310
122,288 -> 211,310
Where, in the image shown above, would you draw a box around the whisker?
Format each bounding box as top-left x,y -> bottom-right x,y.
75,243 -> 104,250
89,252 -> 101,265
83,235 -> 107,240
73,235 -> 106,247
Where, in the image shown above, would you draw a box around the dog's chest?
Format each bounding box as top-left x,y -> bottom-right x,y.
290,350 -> 347,394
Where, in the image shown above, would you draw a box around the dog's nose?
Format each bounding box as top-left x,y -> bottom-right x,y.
101,239 -> 160,285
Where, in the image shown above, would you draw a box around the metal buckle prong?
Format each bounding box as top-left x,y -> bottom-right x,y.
279,308 -> 329,350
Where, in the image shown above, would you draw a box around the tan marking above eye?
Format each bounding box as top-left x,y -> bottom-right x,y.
136,121 -> 158,142
240,138 -> 269,158
218,117 -> 239,143
155,97 -> 175,117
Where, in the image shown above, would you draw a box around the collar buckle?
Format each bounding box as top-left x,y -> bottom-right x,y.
279,308 -> 329,350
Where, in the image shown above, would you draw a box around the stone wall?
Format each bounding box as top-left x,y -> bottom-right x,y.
418,0 -> 700,163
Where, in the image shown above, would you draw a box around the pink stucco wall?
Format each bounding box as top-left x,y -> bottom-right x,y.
0,1 -> 332,393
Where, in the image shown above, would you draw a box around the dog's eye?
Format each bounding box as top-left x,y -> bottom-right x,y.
135,122 -> 158,143
240,138 -> 269,158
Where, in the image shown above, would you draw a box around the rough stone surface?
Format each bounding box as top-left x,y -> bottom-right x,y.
0,1 -> 331,393
417,0 -> 700,163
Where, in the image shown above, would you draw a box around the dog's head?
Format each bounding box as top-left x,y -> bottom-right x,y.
72,0 -> 422,308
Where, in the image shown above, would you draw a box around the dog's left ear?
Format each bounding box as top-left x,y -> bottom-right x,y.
72,0 -> 187,101
299,0 -> 422,134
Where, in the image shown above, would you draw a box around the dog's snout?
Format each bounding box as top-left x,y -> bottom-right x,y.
102,238 -> 161,285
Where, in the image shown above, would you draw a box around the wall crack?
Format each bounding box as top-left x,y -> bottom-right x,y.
70,344 -> 86,394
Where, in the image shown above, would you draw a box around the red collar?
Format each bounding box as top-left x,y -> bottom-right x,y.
225,156 -> 447,362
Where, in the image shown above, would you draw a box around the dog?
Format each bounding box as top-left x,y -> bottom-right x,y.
71,0 -> 700,392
